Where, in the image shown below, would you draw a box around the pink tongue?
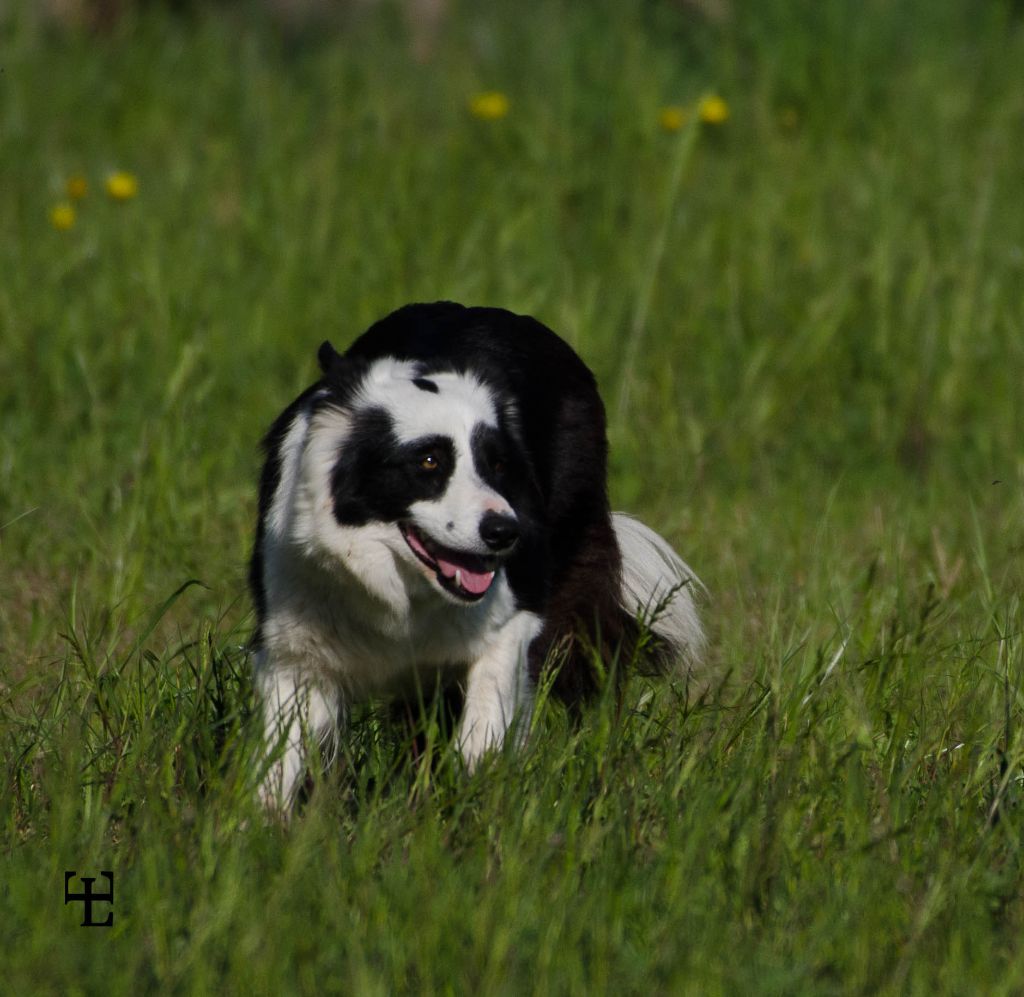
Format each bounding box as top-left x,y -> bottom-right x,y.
406,529 -> 432,561
436,556 -> 495,595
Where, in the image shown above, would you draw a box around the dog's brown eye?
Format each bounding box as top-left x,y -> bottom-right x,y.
420,454 -> 438,471
492,460 -> 506,475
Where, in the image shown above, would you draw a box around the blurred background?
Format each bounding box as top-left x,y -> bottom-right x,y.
2,0 -> 1023,667
3,7 -> 1024,990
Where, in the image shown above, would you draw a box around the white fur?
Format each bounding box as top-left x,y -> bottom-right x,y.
613,512 -> 706,667
266,400 -> 316,540
256,359 -> 531,812
354,359 -> 497,444
256,663 -> 339,811
357,362 -> 515,555
457,610 -> 543,768
254,357 -> 706,815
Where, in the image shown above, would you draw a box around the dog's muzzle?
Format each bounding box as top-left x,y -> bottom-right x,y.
401,523 -> 504,601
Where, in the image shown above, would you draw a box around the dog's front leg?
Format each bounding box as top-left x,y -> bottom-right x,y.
457,610 -> 542,770
255,660 -> 339,814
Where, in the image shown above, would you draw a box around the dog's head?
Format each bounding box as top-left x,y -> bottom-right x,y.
302,343 -> 535,606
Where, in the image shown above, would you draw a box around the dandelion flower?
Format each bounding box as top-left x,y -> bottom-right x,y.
50,203 -> 76,231
697,94 -> 730,125
469,91 -> 510,122
659,106 -> 690,132
105,171 -> 138,200
66,175 -> 88,200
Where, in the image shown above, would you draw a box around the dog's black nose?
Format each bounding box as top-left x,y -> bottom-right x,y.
479,512 -> 520,552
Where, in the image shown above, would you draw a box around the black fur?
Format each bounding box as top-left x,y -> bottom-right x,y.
330,408 -> 457,525
252,302 -> 640,703
341,301 -> 631,701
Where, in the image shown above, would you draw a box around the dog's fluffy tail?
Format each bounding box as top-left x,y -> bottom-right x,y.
613,512 -> 705,670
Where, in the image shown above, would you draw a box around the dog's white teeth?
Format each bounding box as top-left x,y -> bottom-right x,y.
455,569 -> 463,589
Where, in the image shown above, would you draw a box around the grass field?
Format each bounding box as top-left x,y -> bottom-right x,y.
3,0 -> 1024,991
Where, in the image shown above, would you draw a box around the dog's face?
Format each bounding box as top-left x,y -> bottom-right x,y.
310,357 -> 532,606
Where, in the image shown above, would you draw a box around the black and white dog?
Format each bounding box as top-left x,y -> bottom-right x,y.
250,301 -> 703,811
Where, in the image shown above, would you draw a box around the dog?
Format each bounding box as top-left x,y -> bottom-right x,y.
250,301 -> 704,812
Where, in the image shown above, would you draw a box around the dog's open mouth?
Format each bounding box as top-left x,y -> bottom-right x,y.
400,524 -> 498,601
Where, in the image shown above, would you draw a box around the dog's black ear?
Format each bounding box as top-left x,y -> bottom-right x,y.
318,340 -> 343,374
317,344 -> 370,404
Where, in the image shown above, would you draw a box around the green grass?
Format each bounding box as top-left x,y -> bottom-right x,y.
3,0 -> 1024,991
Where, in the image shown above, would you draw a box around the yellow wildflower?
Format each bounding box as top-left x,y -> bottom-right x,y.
105,171 -> 138,200
469,91 -> 510,122
66,175 -> 88,200
697,94 -> 730,125
50,202 -> 76,231
658,105 -> 690,132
